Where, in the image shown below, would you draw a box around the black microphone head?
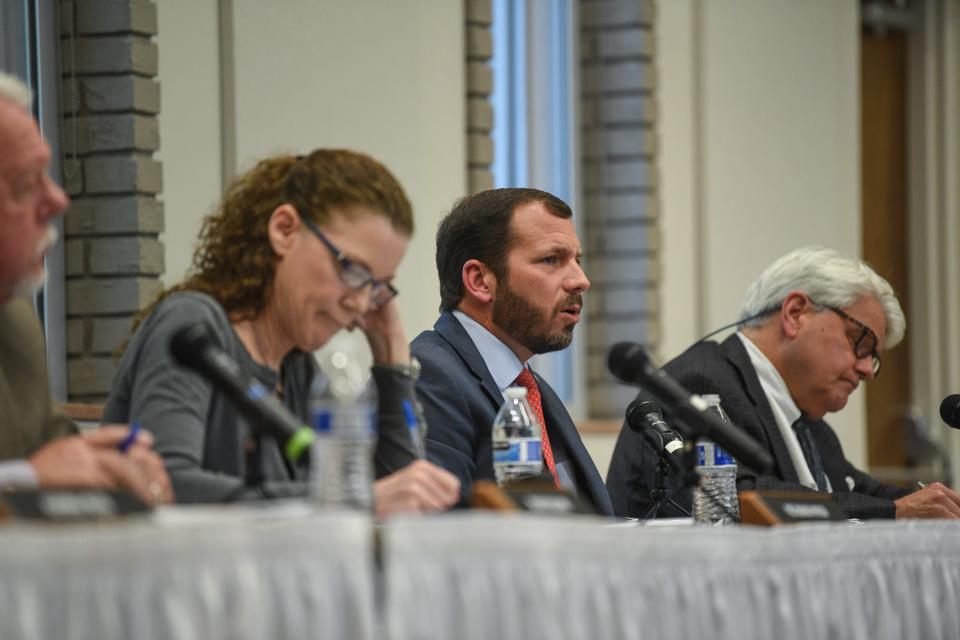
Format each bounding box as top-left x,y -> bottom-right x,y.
625,398 -> 661,433
939,394 -> 960,429
608,342 -> 650,383
169,324 -> 212,370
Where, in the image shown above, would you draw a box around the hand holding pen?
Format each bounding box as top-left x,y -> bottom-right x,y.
117,421 -> 142,453
29,425 -> 173,506
85,423 -> 173,506
895,480 -> 960,519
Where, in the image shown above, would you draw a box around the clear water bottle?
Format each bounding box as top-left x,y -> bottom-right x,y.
492,387 -> 543,485
309,352 -> 376,509
693,394 -> 740,525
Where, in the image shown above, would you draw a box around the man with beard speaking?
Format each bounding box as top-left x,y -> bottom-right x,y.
411,189 -> 613,514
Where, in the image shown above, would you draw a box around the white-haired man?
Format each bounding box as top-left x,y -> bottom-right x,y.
0,71 -> 171,505
607,246 -> 960,520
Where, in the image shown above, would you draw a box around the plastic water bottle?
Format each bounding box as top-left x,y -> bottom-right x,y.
492,387 -> 543,485
693,394 -> 740,525
309,352 -> 376,509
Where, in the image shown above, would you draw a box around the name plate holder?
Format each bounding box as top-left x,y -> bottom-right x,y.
739,490 -> 847,526
0,489 -> 150,522
471,478 -> 596,515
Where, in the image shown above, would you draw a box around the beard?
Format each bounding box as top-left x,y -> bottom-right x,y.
13,224 -> 58,299
492,280 -> 581,355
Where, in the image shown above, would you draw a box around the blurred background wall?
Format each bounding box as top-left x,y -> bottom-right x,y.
7,0 -> 954,484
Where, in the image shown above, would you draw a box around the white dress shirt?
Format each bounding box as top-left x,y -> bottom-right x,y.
0,459 -> 38,490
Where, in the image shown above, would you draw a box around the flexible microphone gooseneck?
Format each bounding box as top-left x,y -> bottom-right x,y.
608,342 -> 773,473
169,324 -> 315,463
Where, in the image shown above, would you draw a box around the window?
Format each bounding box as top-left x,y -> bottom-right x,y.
491,0 -> 583,416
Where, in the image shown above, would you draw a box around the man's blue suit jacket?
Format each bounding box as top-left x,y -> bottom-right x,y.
411,312 -> 614,516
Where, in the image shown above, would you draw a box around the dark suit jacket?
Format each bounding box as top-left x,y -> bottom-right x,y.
606,334 -> 911,520
0,298 -> 76,460
412,312 -> 614,516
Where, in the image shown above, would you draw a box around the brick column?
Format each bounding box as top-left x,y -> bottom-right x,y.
580,0 -> 659,418
465,0 -> 494,194
60,0 -> 164,401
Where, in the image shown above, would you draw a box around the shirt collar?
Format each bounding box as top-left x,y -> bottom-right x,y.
452,310 -> 525,393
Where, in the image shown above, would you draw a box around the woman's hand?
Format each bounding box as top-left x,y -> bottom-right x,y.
372,460 -> 461,518
357,298 -> 411,365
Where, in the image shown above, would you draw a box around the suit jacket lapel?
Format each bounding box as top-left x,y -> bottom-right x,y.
433,312 -> 503,410
533,369 -> 613,515
534,371 -> 588,470
721,335 -> 799,482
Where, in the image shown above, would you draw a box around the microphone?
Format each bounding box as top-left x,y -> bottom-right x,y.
939,394 -> 960,428
608,342 -> 773,473
625,398 -> 685,473
169,324 -> 315,463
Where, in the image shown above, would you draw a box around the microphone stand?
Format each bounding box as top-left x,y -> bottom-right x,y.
244,428 -> 266,493
640,410 -> 740,523
641,440 -> 696,519
652,410 -> 742,523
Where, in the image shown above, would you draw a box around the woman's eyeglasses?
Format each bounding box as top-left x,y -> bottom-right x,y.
299,214 -> 399,307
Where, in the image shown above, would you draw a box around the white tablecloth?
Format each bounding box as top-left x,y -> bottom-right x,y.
382,514 -> 960,640
0,506 -> 375,640
3,507 -> 958,640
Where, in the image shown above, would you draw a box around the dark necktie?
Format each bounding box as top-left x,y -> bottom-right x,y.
792,418 -> 828,491
513,368 -> 560,489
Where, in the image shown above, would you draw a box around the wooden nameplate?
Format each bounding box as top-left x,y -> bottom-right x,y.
471,478 -> 596,515
739,490 -> 847,526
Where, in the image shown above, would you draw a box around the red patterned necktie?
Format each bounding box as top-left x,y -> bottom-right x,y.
513,367 -> 560,489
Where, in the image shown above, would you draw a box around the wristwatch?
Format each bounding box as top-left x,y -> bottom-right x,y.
377,356 -> 421,380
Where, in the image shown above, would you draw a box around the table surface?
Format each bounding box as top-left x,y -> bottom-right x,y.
382,514 -> 960,640
1,506 -> 957,640
0,504 -> 375,640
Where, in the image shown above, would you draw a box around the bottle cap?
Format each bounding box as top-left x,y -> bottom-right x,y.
505,386 -> 528,399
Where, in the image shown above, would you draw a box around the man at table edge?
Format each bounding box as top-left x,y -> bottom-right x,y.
0,71 -> 171,506
607,246 -> 960,520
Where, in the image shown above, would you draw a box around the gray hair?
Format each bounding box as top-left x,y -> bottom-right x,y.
0,72 -> 32,109
739,246 -> 905,349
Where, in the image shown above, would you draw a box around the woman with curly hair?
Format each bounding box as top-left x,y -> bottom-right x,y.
103,149 -> 459,515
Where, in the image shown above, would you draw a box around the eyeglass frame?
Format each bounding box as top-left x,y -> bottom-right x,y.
820,304 -> 882,376
723,297 -> 882,376
298,212 -> 399,307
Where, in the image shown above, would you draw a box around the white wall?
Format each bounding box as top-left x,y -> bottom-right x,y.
658,0 -> 867,466
156,1 -> 466,346
657,0 -> 700,363
155,1 -> 869,472
155,1 -> 224,287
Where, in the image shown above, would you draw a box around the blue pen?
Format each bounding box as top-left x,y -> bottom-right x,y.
118,421 -> 141,453
401,400 -> 424,459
